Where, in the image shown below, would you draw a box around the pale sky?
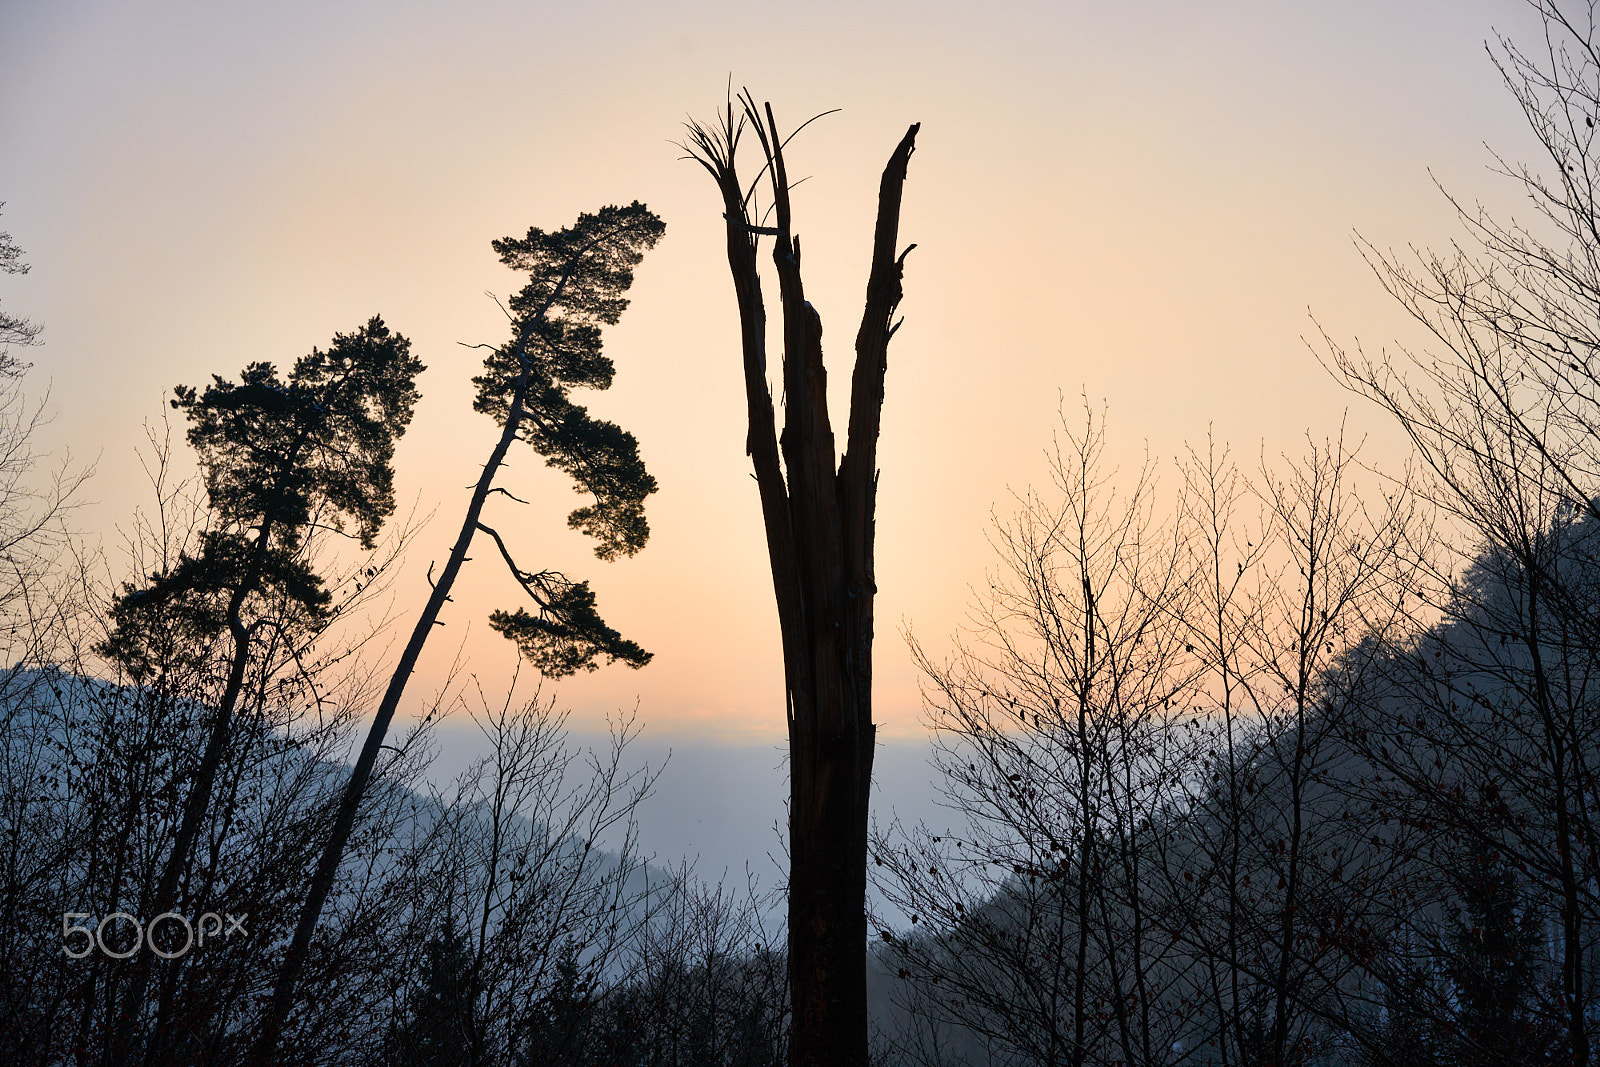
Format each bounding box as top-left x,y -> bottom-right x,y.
0,0 -> 1548,767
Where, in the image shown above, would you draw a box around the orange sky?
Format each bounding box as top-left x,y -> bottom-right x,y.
0,0 -> 1550,744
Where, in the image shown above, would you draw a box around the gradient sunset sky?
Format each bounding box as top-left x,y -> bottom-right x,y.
0,0 -> 1549,750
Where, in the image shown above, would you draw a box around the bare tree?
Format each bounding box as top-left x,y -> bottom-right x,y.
1323,3 -> 1600,1061
0,202 -> 91,676
372,677 -> 660,1067
683,93 -> 918,1067
594,864 -> 788,1066
873,403 -> 1207,1067
1223,435 -> 1411,1066
872,409 -> 1416,1067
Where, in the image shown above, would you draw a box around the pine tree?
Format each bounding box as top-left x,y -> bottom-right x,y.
386,924 -> 480,1067
1442,825 -> 1560,1067
257,203 -> 663,1063
517,942 -> 596,1067
105,316 -> 423,1064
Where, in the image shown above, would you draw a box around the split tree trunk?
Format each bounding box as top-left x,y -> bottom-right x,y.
691,98 -> 917,1067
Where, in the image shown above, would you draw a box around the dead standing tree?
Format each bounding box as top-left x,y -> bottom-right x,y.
683,95 -> 918,1067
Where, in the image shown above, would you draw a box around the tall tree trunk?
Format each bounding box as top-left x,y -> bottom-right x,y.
252,353 -> 535,1067
687,97 -> 918,1067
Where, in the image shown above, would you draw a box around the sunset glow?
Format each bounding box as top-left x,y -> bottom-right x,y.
1,0 -> 1542,742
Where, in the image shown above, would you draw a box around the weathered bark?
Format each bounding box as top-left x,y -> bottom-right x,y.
687,96 -> 917,1067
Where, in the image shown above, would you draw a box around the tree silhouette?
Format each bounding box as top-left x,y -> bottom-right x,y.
256,202 -> 663,1063
103,316 -> 423,1065
382,923 -> 481,1067
1443,827 -> 1560,1067
1323,4 -> 1600,1061
683,94 -> 917,1067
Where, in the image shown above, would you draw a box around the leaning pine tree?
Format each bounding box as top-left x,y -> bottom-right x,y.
255,201 -> 664,1064
684,95 -> 918,1067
